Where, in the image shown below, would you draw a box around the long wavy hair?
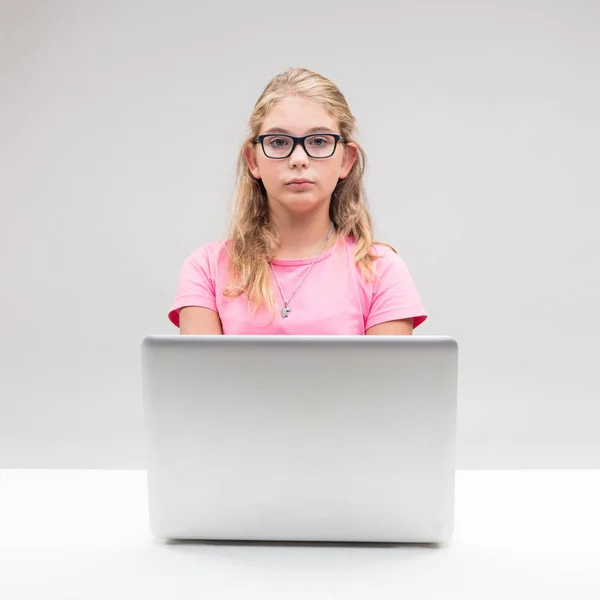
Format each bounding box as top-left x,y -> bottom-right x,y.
225,67 -> 380,311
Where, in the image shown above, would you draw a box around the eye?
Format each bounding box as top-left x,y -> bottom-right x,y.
308,136 -> 331,146
266,136 -> 291,148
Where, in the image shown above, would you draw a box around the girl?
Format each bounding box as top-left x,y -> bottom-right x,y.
169,68 -> 427,335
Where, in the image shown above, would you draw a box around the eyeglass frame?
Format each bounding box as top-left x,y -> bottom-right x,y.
254,133 -> 346,159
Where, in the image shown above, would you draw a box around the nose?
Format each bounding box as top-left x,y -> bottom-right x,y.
288,141 -> 310,168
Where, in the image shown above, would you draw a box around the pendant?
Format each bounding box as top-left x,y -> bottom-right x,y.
281,305 -> 291,319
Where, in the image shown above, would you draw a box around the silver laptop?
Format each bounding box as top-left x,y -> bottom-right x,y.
141,335 -> 458,543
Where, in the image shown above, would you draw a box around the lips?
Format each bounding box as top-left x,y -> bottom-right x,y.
286,178 -> 313,184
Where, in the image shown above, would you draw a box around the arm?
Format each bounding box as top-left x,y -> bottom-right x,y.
365,317 -> 413,336
364,245 -> 427,334
168,243 -> 224,333
179,307 -> 223,335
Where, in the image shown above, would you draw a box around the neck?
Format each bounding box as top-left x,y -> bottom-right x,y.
271,208 -> 335,260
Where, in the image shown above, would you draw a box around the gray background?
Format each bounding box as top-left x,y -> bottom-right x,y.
1,0 -> 598,469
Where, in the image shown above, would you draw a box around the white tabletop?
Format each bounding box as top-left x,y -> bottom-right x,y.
1,469 -> 599,599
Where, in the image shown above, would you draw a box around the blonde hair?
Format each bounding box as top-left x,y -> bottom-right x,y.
225,67 -> 380,311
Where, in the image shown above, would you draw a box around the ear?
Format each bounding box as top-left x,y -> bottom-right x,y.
243,143 -> 261,179
339,142 -> 358,179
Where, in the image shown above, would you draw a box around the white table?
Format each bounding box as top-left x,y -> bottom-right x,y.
1,470 -> 599,599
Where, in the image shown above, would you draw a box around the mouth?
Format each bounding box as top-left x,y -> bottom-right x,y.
286,179 -> 314,190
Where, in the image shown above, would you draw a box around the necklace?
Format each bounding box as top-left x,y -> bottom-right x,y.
269,221 -> 335,319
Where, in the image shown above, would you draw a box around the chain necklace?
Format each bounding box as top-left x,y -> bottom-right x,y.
269,221 -> 335,319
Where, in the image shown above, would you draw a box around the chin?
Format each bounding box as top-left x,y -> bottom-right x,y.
282,195 -> 326,214
268,186 -> 332,215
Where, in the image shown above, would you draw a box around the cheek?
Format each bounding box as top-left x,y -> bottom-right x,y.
318,162 -> 343,188
257,158 -> 280,184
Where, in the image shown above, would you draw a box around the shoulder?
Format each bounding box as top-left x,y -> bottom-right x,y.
371,243 -> 411,281
185,239 -> 229,263
370,241 -> 400,262
343,238 -> 419,300
188,239 -> 229,259
348,239 -> 427,330
343,236 -> 403,270
179,240 -> 230,277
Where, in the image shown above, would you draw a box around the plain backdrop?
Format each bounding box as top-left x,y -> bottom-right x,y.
1,0 -> 598,469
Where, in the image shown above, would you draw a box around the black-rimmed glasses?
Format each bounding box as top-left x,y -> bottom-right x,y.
255,133 -> 345,159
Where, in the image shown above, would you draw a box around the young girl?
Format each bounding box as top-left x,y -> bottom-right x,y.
169,68 -> 427,335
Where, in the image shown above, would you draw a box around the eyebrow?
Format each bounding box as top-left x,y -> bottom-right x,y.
262,126 -> 337,135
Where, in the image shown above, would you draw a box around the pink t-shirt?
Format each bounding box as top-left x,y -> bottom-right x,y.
169,236 -> 427,334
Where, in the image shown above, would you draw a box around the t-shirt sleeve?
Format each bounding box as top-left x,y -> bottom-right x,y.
365,245 -> 428,331
168,245 -> 219,327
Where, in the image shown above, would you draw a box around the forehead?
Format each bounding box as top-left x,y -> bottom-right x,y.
261,96 -> 338,135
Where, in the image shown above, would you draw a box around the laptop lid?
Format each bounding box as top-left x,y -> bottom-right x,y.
141,335 -> 458,543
